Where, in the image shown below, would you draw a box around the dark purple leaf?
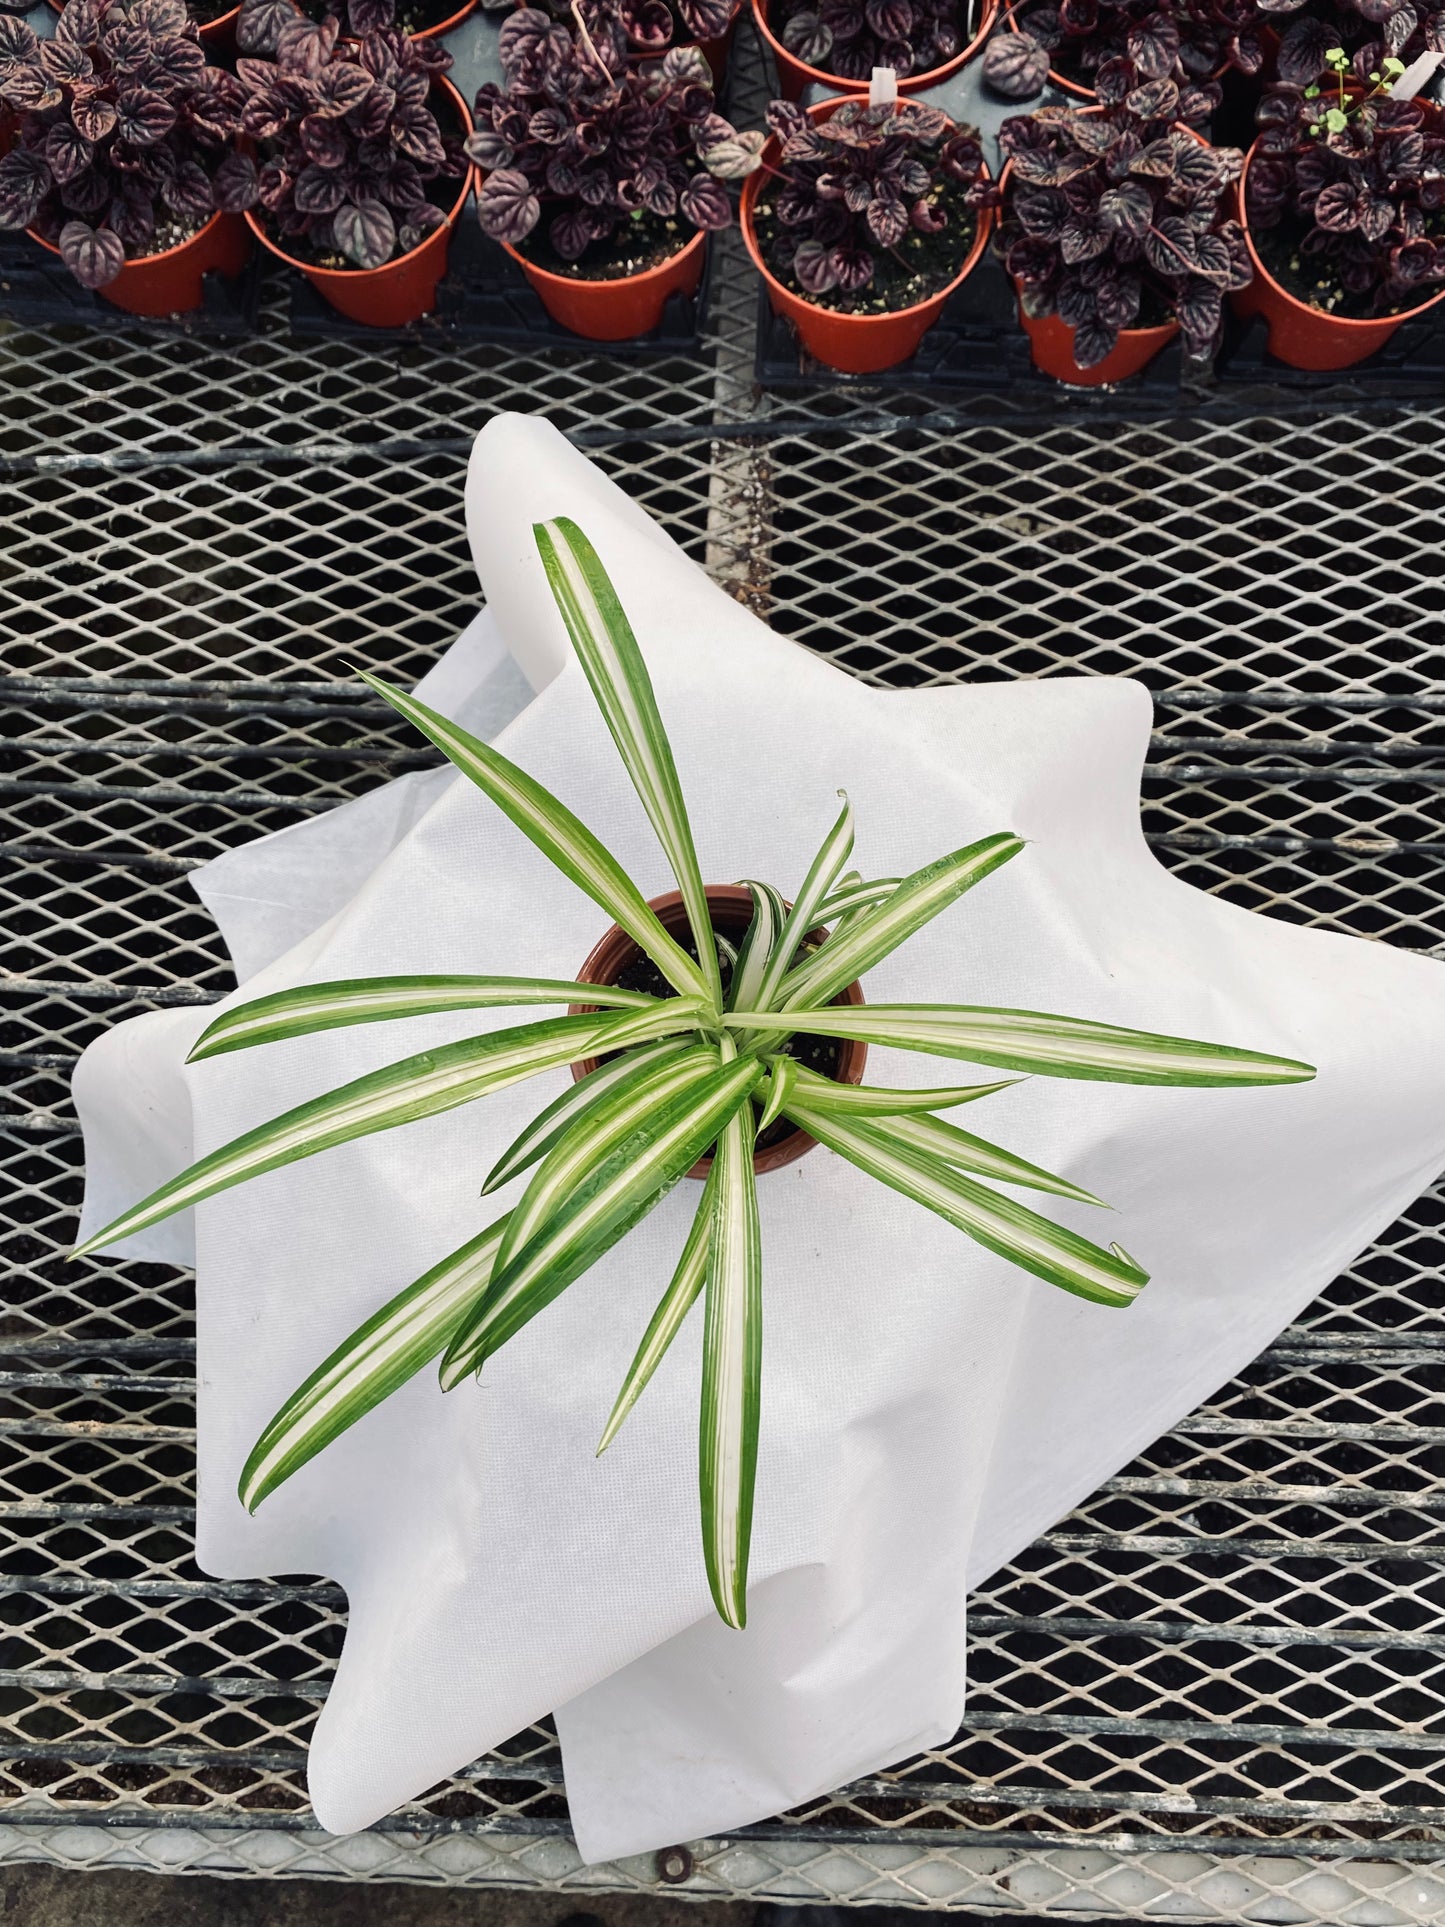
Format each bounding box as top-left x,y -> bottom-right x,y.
0,146 -> 51,230
548,203 -> 594,259
43,120 -> 93,187
678,168 -> 729,229
392,103 -> 446,168
1314,180 -> 1363,232
792,238 -> 837,293
276,11 -> 338,77
1175,275 -> 1221,351
624,0 -> 672,48
39,37 -> 92,83
676,0 -> 734,37
332,196 -> 394,268
162,160 -> 213,217
115,90 -> 177,146
56,0 -> 104,48
476,164 -> 539,244
144,35 -> 208,92
1126,10 -> 1180,80
1124,77 -> 1179,120
58,217 -> 125,287
982,28 -> 1050,97
1071,314 -> 1118,368
293,161 -> 347,213
108,183 -> 156,247
780,8 -> 833,62
237,0 -> 297,56
350,0 -> 395,30
60,165 -> 109,214
1097,179 -> 1151,235
213,150 -> 260,214
1276,16 -> 1333,84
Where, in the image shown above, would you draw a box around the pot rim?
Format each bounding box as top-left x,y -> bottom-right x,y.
1236,135 -> 1445,334
244,73 -> 472,282
740,97 -> 994,327
1002,9 -> 1229,100
624,0 -> 741,53
27,202 -> 233,273
752,0 -> 998,97
497,216 -> 706,295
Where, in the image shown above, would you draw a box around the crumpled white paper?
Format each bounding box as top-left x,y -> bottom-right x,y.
73,413 -> 1445,1863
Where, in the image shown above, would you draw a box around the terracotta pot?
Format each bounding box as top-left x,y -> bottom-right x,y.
741,99 -> 993,375
1231,137 -> 1445,371
47,0 -> 241,53
28,207 -> 252,317
499,224 -> 706,342
569,885 -> 869,1179
245,76 -> 472,327
753,0 -> 997,101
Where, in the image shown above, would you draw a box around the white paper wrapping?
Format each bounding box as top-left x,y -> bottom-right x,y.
72,413 -> 1445,1862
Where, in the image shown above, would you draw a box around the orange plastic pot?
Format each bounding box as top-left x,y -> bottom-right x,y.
28,208 -> 252,317
1016,304 -> 1178,383
499,224 -> 706,341
410,0 -> 478,37
246,77 -> 472,327
741,100 -> 993,375
753,0 -> 997,100
1231,138 -> 1445,371
570,886 -> 869,1179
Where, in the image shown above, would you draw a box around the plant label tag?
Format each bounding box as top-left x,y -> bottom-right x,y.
1390,48 -> 1443,101
869,65 -> 898,105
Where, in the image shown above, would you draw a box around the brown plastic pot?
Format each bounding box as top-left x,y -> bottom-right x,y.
28,208 -> 252,317
753,0 -> 997,100
569,885 -> 869,1179
741,99 -> 994,375
1230,138 -> 1445,371
497,223 -> 706,342
245,76 -> 472,327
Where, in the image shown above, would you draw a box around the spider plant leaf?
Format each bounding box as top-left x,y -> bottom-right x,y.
71,1008 -> 656,1260
725,881 -> 787,1016
238,1214 -> 511,1513
751,792 -> 855,1008
483,1038 -> 692,1194
534,517 -> 721,1007
188,974 -> 659,1062
785,1086 -> 1106,1207
814,876 -> 900,922
769,1061 -> 1021,1117
793,1110 -> 1147,1307
778,832 -> 1026,1013
438,1055 -> 762,1385
754,1055 -> 796,1136
495,1042 -> 723,1275
590,995 -> 710,1052
749,1004 -> 1317,1087
699,1096 -> 763,1629
597,1168 -> 715,1456
358,670 -> 708,1003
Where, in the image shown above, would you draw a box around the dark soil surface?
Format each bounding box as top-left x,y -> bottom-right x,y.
752,176 -> 977,316
1254,213 -> 1445,323
515,207 -> 697,283
189,0 -> 238,22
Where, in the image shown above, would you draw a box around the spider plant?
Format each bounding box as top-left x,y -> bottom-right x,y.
73,519 -> 1315,1628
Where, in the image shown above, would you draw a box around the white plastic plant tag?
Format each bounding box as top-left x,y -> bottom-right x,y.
1389,48 -> 1443,101
869,64 -> 898,104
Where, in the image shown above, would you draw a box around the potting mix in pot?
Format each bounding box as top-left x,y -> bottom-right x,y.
748,96 -> 987,315
0,0 -> 254,290
469,11 -> 750,282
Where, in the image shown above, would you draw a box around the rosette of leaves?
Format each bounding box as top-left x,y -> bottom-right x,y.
997,85 -> 1251,366
480,0 -> 739,60
233,15 -> 465,270
1246,56 -> 1445,312
72,517 -> 1314,1627
0,0 -> 255,291
775,0 -> 975,81
1235,0 -> 1441,92
239,0 -> 476,50
983,3 -> 1231,110
757,97 -> 987,304
468,12 -> 755,266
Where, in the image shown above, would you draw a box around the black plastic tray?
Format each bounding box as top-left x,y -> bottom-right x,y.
0,227 -> 264,337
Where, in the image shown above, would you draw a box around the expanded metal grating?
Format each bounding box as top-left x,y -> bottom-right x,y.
5,26 -> 1445,1922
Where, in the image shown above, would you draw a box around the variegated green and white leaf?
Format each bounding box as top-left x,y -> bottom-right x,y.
189,974 -> 658,1062
483,1038 -> 691,1194
358,671 -> 708,1002
495,1043 -> 722,1275
597,1168 -> 715,1456
750,792 -> 854,1010
793,1110 -> 1147,1307
750,1003 -> 1317,1087
766,1059 -> 1021,1118
71,1009 -> 635,1259
439,1056 -> 761,1385
535,518 -> 721,1005
777,832 -> 1026,1014
785,1090 -> 1106,1207
238,1215 -> 511,1513
725,881 -> 787,1016
754,1054 -> 796,1136
699,1090 -> 762,1629
589,994 -> 710,1053
814,876 -> 900,923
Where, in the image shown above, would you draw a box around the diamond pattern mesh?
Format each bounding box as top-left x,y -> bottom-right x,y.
4,21 -> 1445,1913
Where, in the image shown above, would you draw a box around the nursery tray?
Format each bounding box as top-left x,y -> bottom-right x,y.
5,14 -> 1445,1924
0,227 -> 264,339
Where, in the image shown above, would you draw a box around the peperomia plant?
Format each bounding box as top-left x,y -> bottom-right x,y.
753,97 -> 987,307
1246,52 -> 1445,312
774,0 -> 979,81
997,88 -> 1251,365
982,7 -> 1226,120
485,0 -> 740,58
470,14 -> 751,267
233,16 -> 465,270
73,522 -> 1315,1626
0,0 -> 255,290
1243,0 -> 1442,92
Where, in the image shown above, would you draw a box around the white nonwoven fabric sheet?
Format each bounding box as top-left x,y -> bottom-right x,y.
72,413 -> 1445,1863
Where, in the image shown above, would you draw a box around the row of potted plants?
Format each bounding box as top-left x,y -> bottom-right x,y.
0,0 -> 1440,373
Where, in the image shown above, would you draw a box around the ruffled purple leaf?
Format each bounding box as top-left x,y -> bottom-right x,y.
476,163 -> 539,243
332,196 -> 395,268
58,217 -> 125,287
679,168 -> 731,228
982,29 -> 1050,97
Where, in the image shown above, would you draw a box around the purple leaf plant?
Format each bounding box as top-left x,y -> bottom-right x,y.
996,84 -> 1250,365
469,11 -> 751,267
233,15 -> 465,269
773,0 -> 978,81
1246,50 -> 1445,311
482,0 -> 739,61
239,0 -> 463,48
752,97 -> 987,303
0,0 -> 254,289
